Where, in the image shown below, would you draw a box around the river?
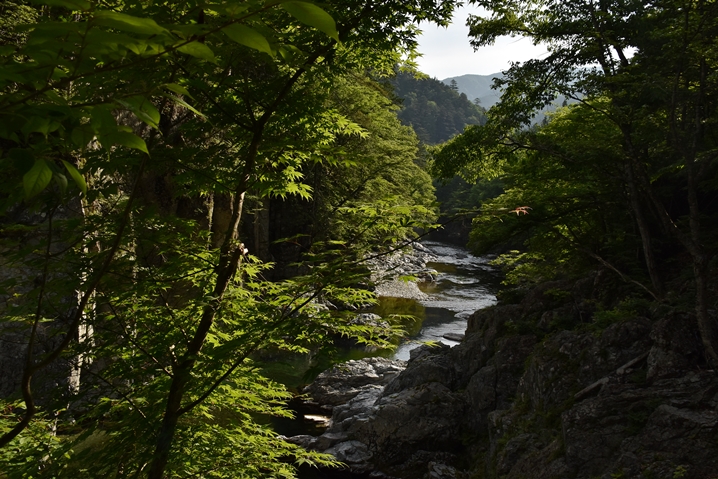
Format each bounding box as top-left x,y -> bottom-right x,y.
384,241 -> 499,360
261,241 -> 501,477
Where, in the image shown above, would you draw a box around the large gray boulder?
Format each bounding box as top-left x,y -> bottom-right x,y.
302,357 -> 406,412
292,346 -> 467,477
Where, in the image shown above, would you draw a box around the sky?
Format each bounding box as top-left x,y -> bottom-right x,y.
415,5 -> 547,80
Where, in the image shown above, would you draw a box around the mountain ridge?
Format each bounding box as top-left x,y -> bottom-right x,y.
440,73 -> 504,108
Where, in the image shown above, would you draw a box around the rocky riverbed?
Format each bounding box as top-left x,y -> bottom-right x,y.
365,242 -> 438,301
289,272 -> 718,479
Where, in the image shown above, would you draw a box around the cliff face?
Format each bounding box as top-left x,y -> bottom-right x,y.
300,273 -> 718,479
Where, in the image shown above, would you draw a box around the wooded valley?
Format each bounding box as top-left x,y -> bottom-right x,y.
1,0 -> 718,478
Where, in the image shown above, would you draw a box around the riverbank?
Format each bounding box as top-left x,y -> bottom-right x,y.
293,271 -> 718,479
282,242 -> 503,478
365,242 -> 437,301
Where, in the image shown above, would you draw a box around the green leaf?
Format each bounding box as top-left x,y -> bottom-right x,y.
23,159 -> 53,199
117,96 -> 160,129
21,116 -> 52,138
162,93 -> 205,118
102,131 -> 149,154
222,24 -> 273,56
31,0 -> 91,11
43,90 -> 68,105
277,44 -> 304,63
281,2 -> 339,42
94,11 -> 168,36
62,160 -> 87,195
176,42 -> 216,63
54,172 -> 68,193
163,83 -> 193,98
84,29 -> 140,55
90,105 -> 117,132
71,126 -> 95,149
168,24 -> 210,40
225,2 -> 250,17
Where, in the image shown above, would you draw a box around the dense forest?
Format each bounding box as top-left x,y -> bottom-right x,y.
2,0 -> 718,478
0,0 -> 451,476
389,71 -> 493,242
433,0 -> 718,367
390,71 -> 486,145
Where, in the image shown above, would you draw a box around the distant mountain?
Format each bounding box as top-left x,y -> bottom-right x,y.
390,72 -> 487,145
441,73 -> 504,109
442,73 -> 574,124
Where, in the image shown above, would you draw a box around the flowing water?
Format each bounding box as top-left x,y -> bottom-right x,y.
262,241 -> 501,477
383,241 -> 500,360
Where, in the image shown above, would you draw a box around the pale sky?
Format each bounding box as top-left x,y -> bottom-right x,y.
415,5 -> 547,80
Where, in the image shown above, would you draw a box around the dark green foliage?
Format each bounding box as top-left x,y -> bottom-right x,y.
433,0 -> 718,363
0,0 -> 456,476
391,71 -> 487,144
0,1 -> 37,47
389,72 -> 493,242
434,176 -> 503,216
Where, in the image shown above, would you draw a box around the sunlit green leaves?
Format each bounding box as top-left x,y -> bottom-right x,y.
0,0 -> 455,476
62,160 -> 87,195
163,82 -> 192,98
162,93 -> 204,117
222,24 -> 273,56
281,1 -> 340,42
176,41 -> 216,63
0,0 -> 353,201
23,159 -> 53,199
101,130 -> 148,154
93,11 -> 168,36
117,96 -> 160,129
32,0 -> 91,11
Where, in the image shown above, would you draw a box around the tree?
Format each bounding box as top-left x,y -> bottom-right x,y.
0,0 -> 457,476
391,71 -> 486,144
434,0 -> 718,364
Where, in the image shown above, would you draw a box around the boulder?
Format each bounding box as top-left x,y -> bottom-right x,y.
442,333 -> 464,342
383,343 -> 455,394
647,312 -> 703,380
425,462 -> 467,479
303,357 -> 406,411
350,313 -> 390,330
561,371 -> 718,479
366,243 -> 438,300
291,273 -> 718,479
293,345 -> 468,477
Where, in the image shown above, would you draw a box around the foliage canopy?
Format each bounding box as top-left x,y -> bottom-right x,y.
433,0 -> 718,364
0,0 -> 455,476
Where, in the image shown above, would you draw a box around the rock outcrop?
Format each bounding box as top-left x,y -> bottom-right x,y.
302,357 -> 406,412
294,273 -> 718,479
366,243 -> 438,300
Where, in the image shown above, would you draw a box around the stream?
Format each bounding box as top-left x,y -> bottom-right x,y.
384,241 -> 500,360
262,241 -> 501,478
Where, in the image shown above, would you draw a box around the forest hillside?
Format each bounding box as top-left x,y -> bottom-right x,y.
440,73 -> 503,108
390,71 -> 486,145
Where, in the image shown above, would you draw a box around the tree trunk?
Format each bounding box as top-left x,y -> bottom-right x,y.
619,126 -> 664,297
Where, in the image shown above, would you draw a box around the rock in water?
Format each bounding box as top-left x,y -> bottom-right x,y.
302,357 -> 406,411
442,332 -> 464,342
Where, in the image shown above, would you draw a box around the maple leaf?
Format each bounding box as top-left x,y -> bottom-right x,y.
510,206 -> 531,215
